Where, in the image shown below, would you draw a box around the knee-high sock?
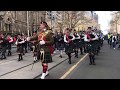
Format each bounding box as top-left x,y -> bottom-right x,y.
42,64 -> 48,73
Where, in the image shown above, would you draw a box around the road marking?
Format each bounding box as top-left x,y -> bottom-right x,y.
60,53 -> 88,79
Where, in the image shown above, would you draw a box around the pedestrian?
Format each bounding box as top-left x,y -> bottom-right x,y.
107,33 -> 111,45
111,33 -> 117,50
27,21 -> 54,79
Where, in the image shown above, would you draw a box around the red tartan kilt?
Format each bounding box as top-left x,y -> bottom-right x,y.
48,45 -> 54,54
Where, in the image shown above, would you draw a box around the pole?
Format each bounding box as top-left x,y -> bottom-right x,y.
27,11 -> 29,36
51,11 -> 52,30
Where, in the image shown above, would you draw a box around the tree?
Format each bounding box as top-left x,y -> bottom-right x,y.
57,11 -> 93,31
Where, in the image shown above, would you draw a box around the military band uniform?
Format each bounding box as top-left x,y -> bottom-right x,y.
30,30 -> 54,63
73,31 -> 80,58
15,35 -> 25,61
64,31 -> 75,64
84,32 -> 98,65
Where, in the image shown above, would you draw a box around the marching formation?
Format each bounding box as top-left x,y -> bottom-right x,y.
0,21 -> 104,79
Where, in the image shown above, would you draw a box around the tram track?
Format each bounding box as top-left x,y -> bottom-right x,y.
0,53 -> 58,78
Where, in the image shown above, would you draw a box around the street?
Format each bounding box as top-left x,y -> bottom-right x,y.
0,40 -> 120,79
45,41 -> 120,79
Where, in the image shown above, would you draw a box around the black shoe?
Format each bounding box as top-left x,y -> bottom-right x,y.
59,55 -> 62,58
81,53 -> 84,55
68,60 -> 71,64
18,59 -> 20,61
93,63 -> 96,65
34,60 -> 37,63
76,55 -> 78,58
3,57 -> 6,59
89,63 -> 92,65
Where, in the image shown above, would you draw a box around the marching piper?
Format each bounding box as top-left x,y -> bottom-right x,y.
84,27 -> 98,65
15,34 -> 25,61
64,28 -> 75,64
27,21 -> 54,79
73,30 -> 80,58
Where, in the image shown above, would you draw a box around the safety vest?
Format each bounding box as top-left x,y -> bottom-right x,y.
108,34 -> 111,39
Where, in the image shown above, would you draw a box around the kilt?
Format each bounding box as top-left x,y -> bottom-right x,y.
86,42 -> 95,53
73,40 -> 79,49
0,46 -> 7,55
17,45 -> 23,53
65,43 -> 73,54
7,43 -> 12,50
40,51 -> 52,63
58,42 -> 64,50
78,41 -> 85,48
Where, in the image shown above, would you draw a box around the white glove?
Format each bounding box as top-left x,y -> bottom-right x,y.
15,41 -> 18,45
39,40 -> 45,45
27,37 -> 30,41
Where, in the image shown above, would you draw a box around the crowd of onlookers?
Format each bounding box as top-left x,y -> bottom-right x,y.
107,33 -> 120,49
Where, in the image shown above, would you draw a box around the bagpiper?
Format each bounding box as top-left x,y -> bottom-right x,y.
27,21 -> 54,79
79,31 -> 85,55
84,27 -> 98,65
15,34 -> 25,61
64,28 -> 75,64
31,30 -> 39,62
73,29 -> 80,58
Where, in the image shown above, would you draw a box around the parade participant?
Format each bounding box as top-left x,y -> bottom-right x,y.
84,27 -> 98,65
6,34 -> 13,56
79,31 -> 85,55
24,34 -> 28,53
31,30 -> 38,62
0,35 -> 8,60
15,34 -> 25,61
64,28 -> 75,64
73,30 -> 80,58
27,21 -> 54,79
57,32 -> 64,58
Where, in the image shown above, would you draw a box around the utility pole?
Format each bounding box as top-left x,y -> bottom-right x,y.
27,11 -> 29,36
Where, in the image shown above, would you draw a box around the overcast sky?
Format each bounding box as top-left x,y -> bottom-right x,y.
95,11 -> 112,35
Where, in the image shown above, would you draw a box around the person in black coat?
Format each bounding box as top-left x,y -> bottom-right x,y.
0,35 -> 8,60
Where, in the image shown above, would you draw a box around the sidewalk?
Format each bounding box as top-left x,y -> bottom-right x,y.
0,52 -> 74,79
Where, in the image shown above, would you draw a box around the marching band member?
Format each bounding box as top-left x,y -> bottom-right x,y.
84,27 -> 98,65
73,30 -> 80,58
0,34 -> 8,60
79,31 -> 85,55
6,34 -> 13,56
32,30 -> 38,62
15,34 -> 25,61
64,28 -> 75,64
27,21 -> 54,79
